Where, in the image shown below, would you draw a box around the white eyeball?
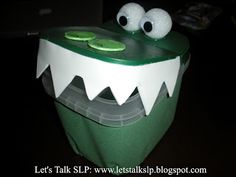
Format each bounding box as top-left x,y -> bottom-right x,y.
140,8 -> 172,39
116,3 -> 145,32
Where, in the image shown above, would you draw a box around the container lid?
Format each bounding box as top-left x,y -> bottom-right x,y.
40,22 -> 189,66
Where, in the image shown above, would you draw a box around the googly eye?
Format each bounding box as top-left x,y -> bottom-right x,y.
116,3 -> 145,32
140,8 -> 172,39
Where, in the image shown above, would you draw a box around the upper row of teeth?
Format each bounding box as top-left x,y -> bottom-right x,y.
37,39 -> 180,115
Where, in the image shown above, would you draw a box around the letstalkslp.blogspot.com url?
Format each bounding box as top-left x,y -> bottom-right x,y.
34,165 -> 207,175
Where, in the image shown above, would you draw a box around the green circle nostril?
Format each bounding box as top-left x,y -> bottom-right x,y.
65,31 -> 96,41
119,16 -> 128,26
88,39 -> 126,52
143,21 -> 153,33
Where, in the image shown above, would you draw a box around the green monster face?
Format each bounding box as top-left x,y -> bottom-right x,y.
37,3 -> 189,120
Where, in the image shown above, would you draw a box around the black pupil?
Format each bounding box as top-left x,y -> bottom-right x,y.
143,21 -> 153,32
119,16 -> 127,26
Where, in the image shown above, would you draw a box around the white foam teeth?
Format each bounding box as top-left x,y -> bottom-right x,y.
50,65 -> 74,98
110,82 -> 137,105
83,77 -> 108,101
137,58 -> 180,114
36,39 -> 180,115
37,39 -> 75,97
36,56 -> 48,79
138,81 -> 163,115
36,41 -> 49,78
83,65 -> 138,105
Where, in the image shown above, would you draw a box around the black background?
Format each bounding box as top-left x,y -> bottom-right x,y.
1,0 -> 235,176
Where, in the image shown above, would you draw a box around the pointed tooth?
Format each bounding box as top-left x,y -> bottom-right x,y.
163,57 -> 180,97
110,83 -> 137,105
106,66 -> 137,105
83,77 -> 107,101
164,72 -> 179,97
36,56 -> 48,78
36,40 -> 50,78
138,81 -> 163,115
43,39 -> 77,97
50,65 -> 74,98
137,57 -> 180,115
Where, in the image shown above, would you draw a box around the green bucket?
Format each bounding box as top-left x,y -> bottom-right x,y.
54,71 -> 184,168
37,21 -> 190,169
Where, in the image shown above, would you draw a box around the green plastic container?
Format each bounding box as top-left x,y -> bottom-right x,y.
55,69 -> 185,168
38,21 -> 190,169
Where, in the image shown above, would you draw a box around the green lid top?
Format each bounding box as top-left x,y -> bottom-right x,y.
40,22 -> 189,66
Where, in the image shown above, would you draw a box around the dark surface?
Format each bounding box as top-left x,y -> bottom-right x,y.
1,1 -> 236,177
0,1 -> 103,38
